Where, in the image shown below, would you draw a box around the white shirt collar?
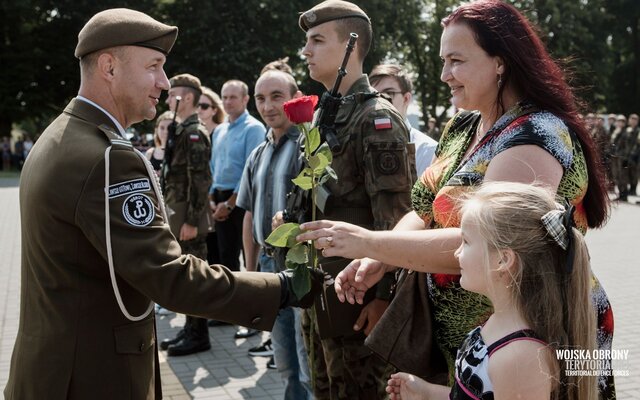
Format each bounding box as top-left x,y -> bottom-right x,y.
76,95 -> 127,137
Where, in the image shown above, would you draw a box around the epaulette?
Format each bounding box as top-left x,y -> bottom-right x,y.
97,124 -> 134,150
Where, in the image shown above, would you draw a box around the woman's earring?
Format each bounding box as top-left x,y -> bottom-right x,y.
497,74 -> 503,89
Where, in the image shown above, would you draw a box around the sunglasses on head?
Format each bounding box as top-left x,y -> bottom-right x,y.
198,103 -> 212,110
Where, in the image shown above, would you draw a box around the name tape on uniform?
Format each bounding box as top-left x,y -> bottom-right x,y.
108,178 -> 151,199
122,194 -> 155,227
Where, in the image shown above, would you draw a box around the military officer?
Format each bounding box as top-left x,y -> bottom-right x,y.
298,1 -> 416,399
4,8 -> 317,400
158,73 -> 214,356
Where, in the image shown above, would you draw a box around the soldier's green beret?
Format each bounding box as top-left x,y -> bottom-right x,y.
75,8 -> 178,59
169,74 -> 202,94
299,0 -> 370,32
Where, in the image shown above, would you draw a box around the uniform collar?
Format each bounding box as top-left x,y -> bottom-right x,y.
75,96 -> 126,137
334,75 -> 374,123
342,74 -> 374,96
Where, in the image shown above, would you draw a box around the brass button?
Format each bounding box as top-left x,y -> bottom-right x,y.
139,341 -> 145,352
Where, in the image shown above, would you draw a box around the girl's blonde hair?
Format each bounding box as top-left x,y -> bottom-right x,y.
153,111 -> 174,147
460,182 -> 597,400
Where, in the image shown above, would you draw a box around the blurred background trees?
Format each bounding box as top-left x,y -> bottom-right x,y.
1,0 -> 637,137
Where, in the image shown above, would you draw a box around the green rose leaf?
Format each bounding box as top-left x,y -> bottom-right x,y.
317,143 -> 333,164
292,174 -> 313,190
291,264 -> 311,301
307,127 -> 321,154
309,153 -> 329,174
286,243 -> 309,264
265,222 -> 300,247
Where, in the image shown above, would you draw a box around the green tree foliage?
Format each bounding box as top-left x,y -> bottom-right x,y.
1,0 -> 638,138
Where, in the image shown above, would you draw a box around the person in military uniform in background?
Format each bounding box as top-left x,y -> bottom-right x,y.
626,113 -> 639,196
159,73 -> 214,356
298,1 -> 416,398
610,114 -> 631,201
4,9 -> 319,400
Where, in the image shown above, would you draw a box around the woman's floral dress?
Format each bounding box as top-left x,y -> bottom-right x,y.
411,101 -> 615,398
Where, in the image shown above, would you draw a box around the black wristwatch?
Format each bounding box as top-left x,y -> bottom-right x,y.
224,201 -> 234,211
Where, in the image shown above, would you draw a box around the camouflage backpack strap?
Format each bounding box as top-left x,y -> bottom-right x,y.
100,124 -> 168,321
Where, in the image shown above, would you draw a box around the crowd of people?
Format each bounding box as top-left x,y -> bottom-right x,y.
3,1 -> 622,400
584,112 -> 640,202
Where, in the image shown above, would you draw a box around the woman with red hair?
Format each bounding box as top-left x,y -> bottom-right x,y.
297,1 -> 614,398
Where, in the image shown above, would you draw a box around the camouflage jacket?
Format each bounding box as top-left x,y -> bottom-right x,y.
163,113 -> 212,227
319,75 -> 416,231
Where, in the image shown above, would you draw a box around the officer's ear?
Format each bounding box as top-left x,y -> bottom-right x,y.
96,52 -> 117,81
292,90 -> 303,99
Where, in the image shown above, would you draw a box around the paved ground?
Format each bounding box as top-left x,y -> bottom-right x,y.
0,175 -> 638,398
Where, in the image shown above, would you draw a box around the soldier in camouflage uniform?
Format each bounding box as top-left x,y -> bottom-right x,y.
160,73 -> 214,356
298,1 -> 416,398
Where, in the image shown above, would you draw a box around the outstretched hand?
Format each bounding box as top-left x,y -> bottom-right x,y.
334,258 -> 389,304
387,372 -> 450,400
296,220 -> 372,260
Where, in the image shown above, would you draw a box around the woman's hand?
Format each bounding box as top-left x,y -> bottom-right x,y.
297,220 -> 372,259
334,258 -> 389,304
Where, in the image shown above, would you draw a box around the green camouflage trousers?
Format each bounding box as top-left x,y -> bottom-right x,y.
301,309 -> 390,400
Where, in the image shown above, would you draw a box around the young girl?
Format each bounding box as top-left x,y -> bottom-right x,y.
387,182 -> 598,400
145,111 -> 174,176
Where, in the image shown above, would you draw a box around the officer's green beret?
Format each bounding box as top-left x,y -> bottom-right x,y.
75,8 -> 178,59
169,74 -> 202,94
299,0 -> 370,32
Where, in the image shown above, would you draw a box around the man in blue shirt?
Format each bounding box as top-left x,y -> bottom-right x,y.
209,79 -> 265,338
237,66 -> 313,400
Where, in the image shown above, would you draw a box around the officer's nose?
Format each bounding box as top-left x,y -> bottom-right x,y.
158,69 -> 171,91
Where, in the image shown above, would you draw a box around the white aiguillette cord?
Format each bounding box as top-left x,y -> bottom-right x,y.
104,141 -> 169,321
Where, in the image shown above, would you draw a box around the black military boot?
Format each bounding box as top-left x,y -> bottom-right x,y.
160,316 -> 192,350
167,317 -> 211,356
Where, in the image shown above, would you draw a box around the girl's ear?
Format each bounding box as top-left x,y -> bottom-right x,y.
497,248 -> 516,272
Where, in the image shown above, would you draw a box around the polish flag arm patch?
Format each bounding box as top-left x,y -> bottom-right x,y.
189,134 -> 201,141
374,117 -> 392,130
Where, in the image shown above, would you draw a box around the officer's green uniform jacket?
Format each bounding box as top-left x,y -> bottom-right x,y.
163,113 -> 211,235
319,75 -> 416,232
4,99 -> 280,400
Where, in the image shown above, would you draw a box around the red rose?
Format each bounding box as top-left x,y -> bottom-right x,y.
283,95 -> 319,124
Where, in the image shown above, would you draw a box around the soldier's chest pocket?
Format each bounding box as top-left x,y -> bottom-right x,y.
326,136 -> 361,197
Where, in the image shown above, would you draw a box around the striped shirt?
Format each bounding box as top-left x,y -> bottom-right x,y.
237,126 -> 302,248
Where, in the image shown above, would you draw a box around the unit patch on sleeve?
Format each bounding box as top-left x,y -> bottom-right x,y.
108,178 -> 151,199
376,151 -> 400,174
374,117 -> 392,130
189,133 -> 201,142
122,194 -> 155,227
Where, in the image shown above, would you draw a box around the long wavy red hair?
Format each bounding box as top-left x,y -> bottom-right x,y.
442,0 -> 609,228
